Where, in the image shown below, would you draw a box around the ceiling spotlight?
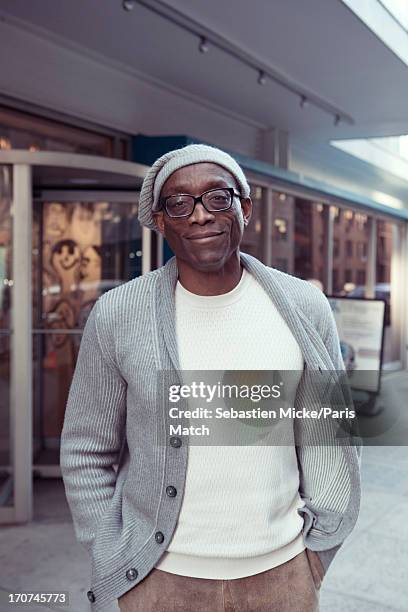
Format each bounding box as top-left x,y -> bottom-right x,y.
334,114 -> 341,126
199,36 -> 209,53
122,0 -> 135,11
257,70 -> 266,85
300,95 -> 308,109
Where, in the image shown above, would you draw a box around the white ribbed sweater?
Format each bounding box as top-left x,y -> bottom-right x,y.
155,267 -> 306,578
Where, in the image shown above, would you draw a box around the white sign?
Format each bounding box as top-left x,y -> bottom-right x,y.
327,297 -> 385,392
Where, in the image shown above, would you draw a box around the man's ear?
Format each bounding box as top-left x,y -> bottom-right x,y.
241,197 -> 252,227
152,211 -> 165,235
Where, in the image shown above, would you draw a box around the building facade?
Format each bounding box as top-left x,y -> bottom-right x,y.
0,99 -> 407,524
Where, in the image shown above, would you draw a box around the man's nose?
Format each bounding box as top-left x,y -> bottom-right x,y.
188,202 -> 215,224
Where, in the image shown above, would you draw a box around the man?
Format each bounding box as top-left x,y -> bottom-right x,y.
60,144 -> 361,612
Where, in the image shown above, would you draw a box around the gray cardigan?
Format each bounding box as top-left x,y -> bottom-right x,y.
60,252 -> 361,610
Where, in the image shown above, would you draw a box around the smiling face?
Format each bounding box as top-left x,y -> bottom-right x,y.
51,240 -> 81,272
153,162 -> 252,272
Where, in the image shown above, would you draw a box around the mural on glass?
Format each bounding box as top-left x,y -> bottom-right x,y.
35,199 -> 141,453
43,202 -> 101,337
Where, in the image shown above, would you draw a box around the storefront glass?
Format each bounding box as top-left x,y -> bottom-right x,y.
332,208 -> 370,296
269,194 -> 326,290
240,184 -> 263,259
271,192 -> 296,275
294,198 -> 325,288
0,106 -> 126,157
376,220 -> 401,365
0,165 -> 12,506
33,197 -> 142,461
258,189 -> 403,367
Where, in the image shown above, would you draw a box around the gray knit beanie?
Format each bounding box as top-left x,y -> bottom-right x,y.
138,144 -> 251,231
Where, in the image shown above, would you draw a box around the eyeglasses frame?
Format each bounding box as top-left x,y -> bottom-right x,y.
159,187 -> 242,219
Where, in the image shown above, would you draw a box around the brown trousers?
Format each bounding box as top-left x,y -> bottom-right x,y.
117,549 -> 325,612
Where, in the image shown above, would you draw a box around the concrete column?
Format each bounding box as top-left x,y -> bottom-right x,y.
11,163 -> 33,523
366,218 -> 377,299
393,222 -> 408,369
142,226 -> 151,274
258,128 -> 289,169
323,206 -> 334,294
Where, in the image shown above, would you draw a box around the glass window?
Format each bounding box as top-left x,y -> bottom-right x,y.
36,199 -> 142,329
0,106 -> 123,158
240,184 -> 403,368
330,211 -> 402,365
356,269 -> 366,285
332,209 -> 370,296
32,198 -> 141,461
333,207 -> 341,223
357,241 -> 368,259
333,239 -> 340,259
344,209 -> 354,232
0,166 -> 12,327
333,268 -> 339,289
293,198 -> 325,288
271,192 -> 295,274
376,219 -> 400,364
276,257 -> 288,272
240,184 -> 263,260
0,166 -> 12,507
274,218 -> 288,241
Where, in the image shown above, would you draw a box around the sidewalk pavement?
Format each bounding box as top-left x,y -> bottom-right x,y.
1,371 -> 407,612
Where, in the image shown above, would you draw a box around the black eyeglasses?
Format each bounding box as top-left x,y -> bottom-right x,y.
160,187 -> 241,218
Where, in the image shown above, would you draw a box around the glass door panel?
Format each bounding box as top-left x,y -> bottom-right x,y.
0,165 -> 13,515
33,194 -> 142,468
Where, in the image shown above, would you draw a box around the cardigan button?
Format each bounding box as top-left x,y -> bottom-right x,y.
155,531 -> 165,544
166,485 -> 177,497
170,436 -> 182,448
87,590 -> 96,602
126,568 -> 138,581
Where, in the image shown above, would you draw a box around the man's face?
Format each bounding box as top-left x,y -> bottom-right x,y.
153,163 -> 252,271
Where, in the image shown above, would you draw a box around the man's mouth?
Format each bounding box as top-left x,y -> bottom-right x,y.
186,231 -> 224,241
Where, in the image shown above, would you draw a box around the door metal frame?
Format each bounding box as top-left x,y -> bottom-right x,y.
0,164 -> 33,524
12,164 -> 33,522
0,150 -> 150,524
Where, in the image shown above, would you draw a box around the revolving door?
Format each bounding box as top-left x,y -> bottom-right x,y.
0,150 -> 152,523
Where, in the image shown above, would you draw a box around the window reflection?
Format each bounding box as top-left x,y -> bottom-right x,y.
376,220 -> 396,363
272,192 -> 295,274
0,166 -> 11,502
240,184 -> 263,259
332,209 -> 370,296
40,200 -> 141,332
0,106 -> 118,157
293,199 -> 325,289
0,166 -> 12,329
33,198 -> 142,460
